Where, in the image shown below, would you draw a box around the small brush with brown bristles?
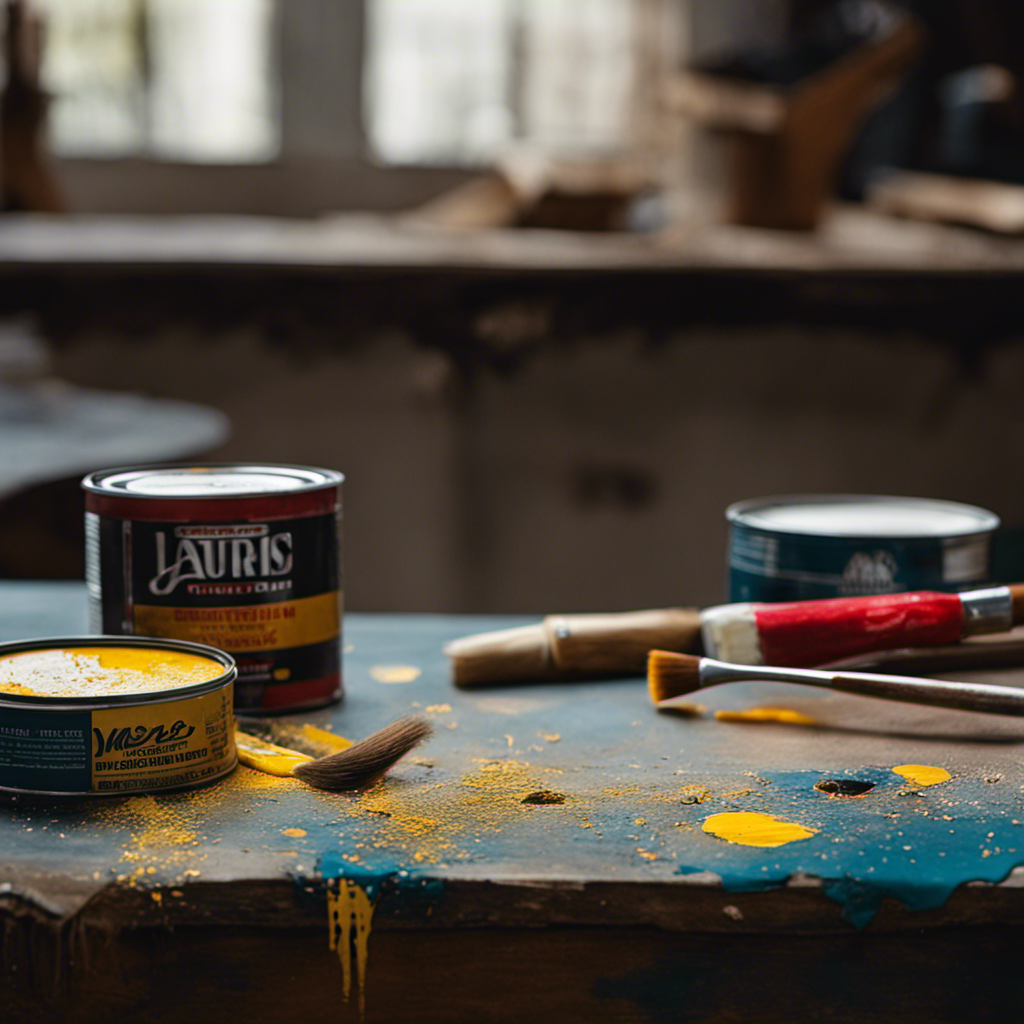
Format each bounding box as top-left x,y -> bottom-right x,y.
292,715 -> 433,790
647,649 -> 1024,716
235,715 -> 432,791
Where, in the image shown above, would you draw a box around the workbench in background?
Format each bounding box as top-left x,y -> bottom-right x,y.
4,209 -> 1024,615
4,581 -> 1024,1022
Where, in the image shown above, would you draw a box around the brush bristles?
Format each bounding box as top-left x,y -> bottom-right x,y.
647,650 -> 702,704
291,715 -> 432,791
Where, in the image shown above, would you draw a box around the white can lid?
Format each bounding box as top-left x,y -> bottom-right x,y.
83,463 -> 343,499
727,495 -> 1000,539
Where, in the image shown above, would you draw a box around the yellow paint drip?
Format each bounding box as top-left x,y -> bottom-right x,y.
702,811 -> 818,848
715,707 -> 817,726
234,730 -> 313,777
327,878 -> 376,1017
892,764 -> 951,787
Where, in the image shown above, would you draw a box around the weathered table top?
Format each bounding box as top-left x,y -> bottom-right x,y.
4,582 -> 1024,1022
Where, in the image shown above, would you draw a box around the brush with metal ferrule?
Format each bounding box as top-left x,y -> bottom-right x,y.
647,649 -> 1024,716
700,585 -> 1024,668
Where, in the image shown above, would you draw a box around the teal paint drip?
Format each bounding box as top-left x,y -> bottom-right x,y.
316,851 -> 444,907
676,767 -> 1024,928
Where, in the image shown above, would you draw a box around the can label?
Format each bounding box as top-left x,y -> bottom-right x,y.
0,685 -> 234,794
728,528 -> 992,603
88,511 -> 341,710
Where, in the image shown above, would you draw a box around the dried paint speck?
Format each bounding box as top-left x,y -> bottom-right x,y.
370,665 -> 422,684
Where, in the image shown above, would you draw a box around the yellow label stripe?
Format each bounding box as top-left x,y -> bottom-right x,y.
133,592 -> 340,652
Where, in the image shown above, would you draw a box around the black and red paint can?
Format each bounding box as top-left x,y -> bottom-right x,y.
82,464 -> 344,712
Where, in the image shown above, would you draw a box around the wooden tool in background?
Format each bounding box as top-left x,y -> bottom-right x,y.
666,10 -> 924,229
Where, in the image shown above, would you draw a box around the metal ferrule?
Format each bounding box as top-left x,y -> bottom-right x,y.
960,586 -> 1013,636
698,657 -> 831,688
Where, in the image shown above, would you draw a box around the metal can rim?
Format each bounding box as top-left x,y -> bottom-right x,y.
82,462 -> 344,501
0,635 -> 237,711
726,494 -> 1000,540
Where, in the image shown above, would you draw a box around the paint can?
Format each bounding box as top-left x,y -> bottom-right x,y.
82,463 -> 343,712
726,494 -> 1000,603
0,636 -> 236,796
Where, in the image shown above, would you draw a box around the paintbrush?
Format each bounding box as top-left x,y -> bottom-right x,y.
647,649 -> 1024,716
700,584 -> 1024,668
235,715 -> 432,790
446,586 -> 1024,686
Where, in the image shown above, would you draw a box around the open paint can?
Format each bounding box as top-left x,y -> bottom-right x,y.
726,494 -> 1000,603
82,463 -> 343,712
0,636 -> 236,796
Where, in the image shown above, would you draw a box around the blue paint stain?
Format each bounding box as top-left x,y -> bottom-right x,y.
676,767 -> 1024,928
315,851 -> 444,911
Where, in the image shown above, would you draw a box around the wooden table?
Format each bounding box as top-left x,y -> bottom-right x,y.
4,208 -> 1024,370
4,582 -> 1024,1022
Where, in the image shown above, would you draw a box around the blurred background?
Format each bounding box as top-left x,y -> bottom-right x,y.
3,0 -> 1024,613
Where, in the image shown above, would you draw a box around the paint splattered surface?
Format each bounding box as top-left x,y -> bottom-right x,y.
4,585 -> 1024,937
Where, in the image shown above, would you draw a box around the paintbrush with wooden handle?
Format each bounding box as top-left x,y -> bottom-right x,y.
447,585 -> 1024,686
647,649 -> 1024,716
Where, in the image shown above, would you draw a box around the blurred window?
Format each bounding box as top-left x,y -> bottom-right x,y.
366,0 -> 643,164
37,0 -> 277,162
35,0 -> 653,167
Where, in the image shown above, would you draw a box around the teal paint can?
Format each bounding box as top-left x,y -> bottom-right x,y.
727,495 -> 1000,603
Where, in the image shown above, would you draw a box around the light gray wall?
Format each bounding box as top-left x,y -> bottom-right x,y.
50,322 -> 1024,613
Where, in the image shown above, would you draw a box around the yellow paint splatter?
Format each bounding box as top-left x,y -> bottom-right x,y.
702,811 -> 818,848
370,665 -> 421,684
282,828 -> 307,838
539,732 -> 561,743
327,878 -> 376,1017
892,764 -> 951,787
715,707 -> 817,726
425,704 -> 452,714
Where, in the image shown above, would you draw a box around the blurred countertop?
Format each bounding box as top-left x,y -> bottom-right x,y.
1,205 -> 1024,276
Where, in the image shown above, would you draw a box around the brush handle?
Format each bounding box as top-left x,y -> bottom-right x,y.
700,657 -> 1024,716
829,672 -> 1024,715
545,608 -> 701,673
448,608 -> 701,686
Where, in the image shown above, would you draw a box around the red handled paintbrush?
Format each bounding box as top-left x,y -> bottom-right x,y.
700,585 -> 1024,668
